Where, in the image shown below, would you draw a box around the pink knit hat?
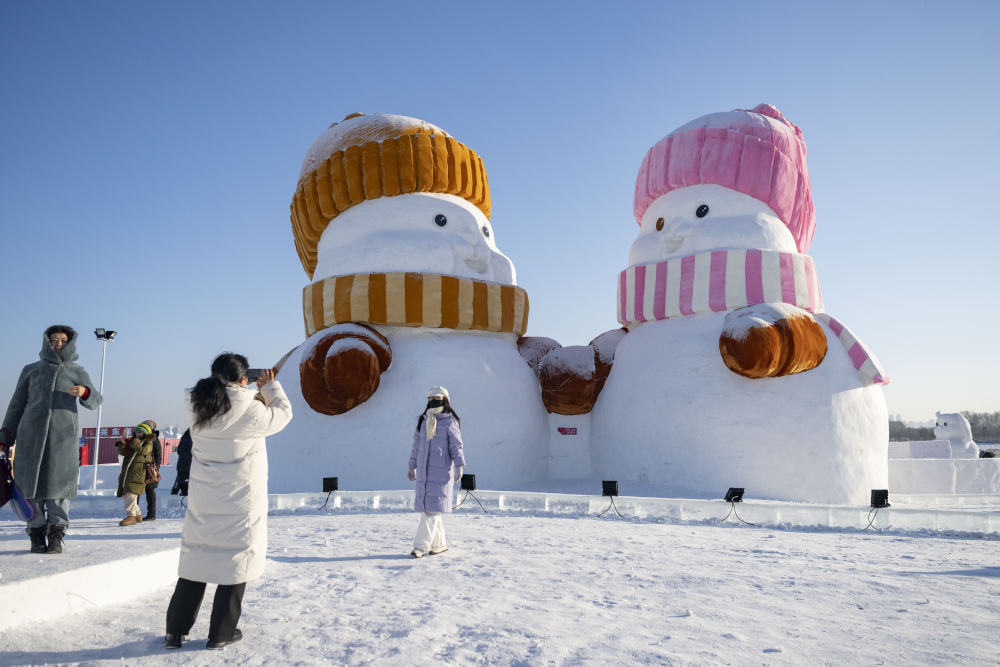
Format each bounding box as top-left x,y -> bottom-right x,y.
633,104 -> 815,253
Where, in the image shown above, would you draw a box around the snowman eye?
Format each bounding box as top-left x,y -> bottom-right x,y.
434,214 -> 448,227
695,204 -> 709,218
481,225 -> 490,238
655,217 -> 664,231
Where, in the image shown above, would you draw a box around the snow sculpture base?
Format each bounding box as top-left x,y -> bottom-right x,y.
591,315 -> 889,505
889,440 -> 952,459
268,328 -> 549,493
547,413 -> 592,479
890,458 -> 1000,495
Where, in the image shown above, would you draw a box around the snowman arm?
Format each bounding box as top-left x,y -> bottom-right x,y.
299,323 -> 393,415
812,313 -> 889,386
517,336 -> 561,375
531,327 -> 625,415
718,304 -> 826,379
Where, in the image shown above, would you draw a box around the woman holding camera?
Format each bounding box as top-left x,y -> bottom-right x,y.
407,386 -> 465,558
164,353 -> 292,651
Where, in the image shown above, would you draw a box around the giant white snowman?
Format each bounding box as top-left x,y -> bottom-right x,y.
590,104 -> 889,505
267,113 -> 549,492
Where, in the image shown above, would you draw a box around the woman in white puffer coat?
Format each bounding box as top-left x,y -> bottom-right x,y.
164,353 -> 292,651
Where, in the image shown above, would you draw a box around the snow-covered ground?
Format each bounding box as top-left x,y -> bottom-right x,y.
2,505 -> 998,665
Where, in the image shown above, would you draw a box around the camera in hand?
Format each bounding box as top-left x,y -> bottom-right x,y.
246,368 -> 265,383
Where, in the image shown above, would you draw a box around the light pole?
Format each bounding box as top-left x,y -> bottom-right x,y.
91,328 -> 117,491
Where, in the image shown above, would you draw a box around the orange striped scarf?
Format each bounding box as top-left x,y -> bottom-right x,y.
303,272 -> 529,337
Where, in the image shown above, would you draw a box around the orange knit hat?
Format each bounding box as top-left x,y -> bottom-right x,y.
290,113 -> 492,278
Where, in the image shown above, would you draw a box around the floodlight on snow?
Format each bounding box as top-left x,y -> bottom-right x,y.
870,489 -> 890,509
460,474 -> 476,491
454,471 -> 486,513
597,480 -> 623,518
865,489 -> 891,530
721,487 -> 755,526
319,476 -> 339,510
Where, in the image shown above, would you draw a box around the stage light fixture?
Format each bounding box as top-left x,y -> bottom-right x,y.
454,471 -> 486,513
460,473 -> 476,491
597,481 -> 623,518
870,489 -> 890,509
319,477 -> 339,510
724,487 -> 744,503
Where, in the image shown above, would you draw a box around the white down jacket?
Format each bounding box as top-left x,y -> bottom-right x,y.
178,381 -> 292,584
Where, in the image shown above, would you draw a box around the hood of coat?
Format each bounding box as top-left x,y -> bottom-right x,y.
39,327 -> 79,364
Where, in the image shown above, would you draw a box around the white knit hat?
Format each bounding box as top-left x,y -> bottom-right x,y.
426,386 -> 450,400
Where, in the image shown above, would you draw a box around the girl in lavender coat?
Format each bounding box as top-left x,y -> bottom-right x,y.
407,386 -> 465,558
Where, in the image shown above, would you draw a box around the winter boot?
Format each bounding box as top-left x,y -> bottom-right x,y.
46,525 -> 66,554
206,628 -> 243,650
119,515 -> 141,526
28,526 -> 47,553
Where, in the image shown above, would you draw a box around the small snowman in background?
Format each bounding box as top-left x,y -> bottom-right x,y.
267,113 -> 552,492
933,412 -> 979,459
591,104 -> 890,505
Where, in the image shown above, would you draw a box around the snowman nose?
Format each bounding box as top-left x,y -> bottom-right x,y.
462,242 -> 491,273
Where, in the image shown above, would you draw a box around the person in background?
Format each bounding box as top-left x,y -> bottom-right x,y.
407,386 -> 465,558
115,420 -> 156,526
165,354 -> 292,651
144,428 -> 163,520
0,325 -> 103,554
171,428 -> 192,496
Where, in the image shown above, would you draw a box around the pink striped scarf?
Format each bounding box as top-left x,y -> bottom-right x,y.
617,249 -> 888,386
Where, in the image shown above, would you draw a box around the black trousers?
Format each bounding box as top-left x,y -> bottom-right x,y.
144,484 -> 156,517
166,577 -> 246,640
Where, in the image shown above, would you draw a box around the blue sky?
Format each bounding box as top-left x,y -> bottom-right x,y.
1,1 -> 997,431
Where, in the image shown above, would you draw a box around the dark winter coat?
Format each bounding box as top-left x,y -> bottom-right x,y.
116,434 -> 154,496
145,436 -> 162,489
0,329 -> 102,499
408,413 -> 465,513
175,429 -> 192,484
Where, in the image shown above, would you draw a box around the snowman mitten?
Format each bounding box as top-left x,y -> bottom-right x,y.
517,336 -> 561,374
589,327 -> 626,395
535,345 -> 600,415
718,304 -> 826,379
299,323 -> 392,414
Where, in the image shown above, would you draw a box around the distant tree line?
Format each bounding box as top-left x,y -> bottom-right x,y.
964,411 -> 1000,443
888,411 -> 1000,443
888,421 -> 933,442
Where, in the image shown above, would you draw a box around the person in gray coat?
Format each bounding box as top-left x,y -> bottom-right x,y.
0,325 -> 103,554
407,386 -> 465,558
